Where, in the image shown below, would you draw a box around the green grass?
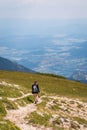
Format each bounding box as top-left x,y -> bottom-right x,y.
37,97 -> 49,110
16,95 -> 33,106
0,120 -> 20,130
38,72 -> 66,79
0,70 -> 87,100
0,101 -> 6,117
49,103 -> 61,111
26,111 -> 51,127
73,117 -> 87,125
2,97 -> 18,110
0,84 -> 22,98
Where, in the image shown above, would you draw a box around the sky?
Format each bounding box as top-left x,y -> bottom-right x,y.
0,0 -> 87,20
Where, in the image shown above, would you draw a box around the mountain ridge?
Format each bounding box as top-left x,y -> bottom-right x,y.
0,56 -> 35,73
0,56 -> 87,84
70,71 -> 87,83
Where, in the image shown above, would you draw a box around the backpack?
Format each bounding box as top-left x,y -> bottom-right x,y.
32,85 -> 38,92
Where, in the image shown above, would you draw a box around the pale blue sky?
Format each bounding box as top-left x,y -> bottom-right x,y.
0,0 -> 87,19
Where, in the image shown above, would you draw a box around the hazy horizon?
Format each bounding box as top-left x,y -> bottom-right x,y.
0,0 -> 87,77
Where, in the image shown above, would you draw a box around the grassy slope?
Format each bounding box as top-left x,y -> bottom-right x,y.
0,70 -> 87,99
0,70 -> 87,129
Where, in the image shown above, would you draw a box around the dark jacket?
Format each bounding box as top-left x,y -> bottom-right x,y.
32,83 -> 40,93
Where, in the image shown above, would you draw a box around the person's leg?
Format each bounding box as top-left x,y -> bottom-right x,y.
33,93 -> 38,104
38,92 -> 40,98
35,93 -> 38,103
33,94 -> 36,103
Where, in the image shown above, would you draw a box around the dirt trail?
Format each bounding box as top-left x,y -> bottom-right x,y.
7,92 -> 32,101
5,94 -> 51,130
5,103 -> 37,130
5,93 -> 87,130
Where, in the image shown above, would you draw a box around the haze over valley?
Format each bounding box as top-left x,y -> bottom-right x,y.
0,23 -> 87,79
0,0 -> 87,81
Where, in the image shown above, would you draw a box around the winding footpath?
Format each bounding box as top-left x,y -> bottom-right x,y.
5,93 -> 51,130
5,93 -> 87,130
5,103 -> 37,130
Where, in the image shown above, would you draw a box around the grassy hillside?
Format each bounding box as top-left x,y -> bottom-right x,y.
0,70 -> 87,99
0,70 -> 87,130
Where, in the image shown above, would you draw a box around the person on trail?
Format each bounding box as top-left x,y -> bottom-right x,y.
32,81 -> 40,104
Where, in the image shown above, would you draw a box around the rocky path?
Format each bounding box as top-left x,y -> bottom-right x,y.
5,93 -> 87,130
5,103 -> 37,130
5,93 -> 52,130
7,92 -> 31,101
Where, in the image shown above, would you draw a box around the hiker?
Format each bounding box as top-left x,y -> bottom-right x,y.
32,81 -> 40,104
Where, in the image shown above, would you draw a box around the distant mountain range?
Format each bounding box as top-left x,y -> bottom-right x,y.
0,56 -> 35,73
70,71 -> 87,83
0,56 -> 87,84
0,34 -> 87,84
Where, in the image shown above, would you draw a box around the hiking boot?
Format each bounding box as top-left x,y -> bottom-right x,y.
34,100 -> 38,104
